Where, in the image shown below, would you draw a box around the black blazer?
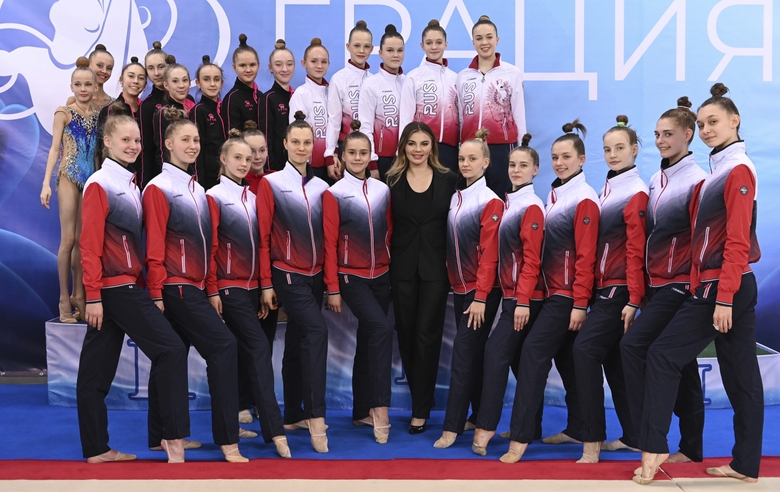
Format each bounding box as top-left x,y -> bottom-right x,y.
390,169 -> 458,282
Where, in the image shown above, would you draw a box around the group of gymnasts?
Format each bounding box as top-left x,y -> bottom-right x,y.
38,13 -> 763,485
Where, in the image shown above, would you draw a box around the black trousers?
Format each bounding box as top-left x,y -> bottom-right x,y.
486,144 -> 513,197
77,285 -> 190,458
640,274 -> 762,478
340,273 -> 393,420
220,287 -> 284,442
150,284 -> 239,446
238,307 -> 278,412
438,143 -> 459,175
477,298 -> 543,432
273,268 -> 328,420
621,283 -> 704,461
441,288 -> 502,433
392,272 -> 450,419
509,295 -> 583,443
571,286 -> 636,444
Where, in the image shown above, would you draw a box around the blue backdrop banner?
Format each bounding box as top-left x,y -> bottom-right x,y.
1,1 -> 779,381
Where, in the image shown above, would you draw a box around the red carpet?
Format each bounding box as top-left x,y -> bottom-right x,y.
1,457 -> 778,481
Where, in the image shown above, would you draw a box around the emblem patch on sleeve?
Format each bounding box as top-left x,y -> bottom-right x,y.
740,186 -> 748,195
492,214 -> 499,222
531,222 -> 539,230
583,217 -> 591,225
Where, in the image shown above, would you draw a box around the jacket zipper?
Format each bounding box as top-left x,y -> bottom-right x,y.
180,239 -> 187,273
226,242 -> 232,274
122,235 -> 132,268
286,231 -> 291,260
698,226 -> 710,272
302,180 -> 317,275
242,190 -> 256,289
453,192 -> 467,289
188,181 -> 208,282
600,243 -> 609,276
564,250 -> 570,286
511,252 -> 518,289
438,67 -> 445,141
667,237 -> 677,273
344,235 -> 349,265
364,180 -> 376,277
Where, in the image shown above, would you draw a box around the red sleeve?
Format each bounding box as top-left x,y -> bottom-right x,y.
368,160 -> 378,171
385,193 -> 393,249
717,165 -> 756,305
474,198 -> 503,301
80,183 -> 109,303
322,190 -> 342,294
623,192 -> 648,306
142,185 -> 170,300
572,199 -> 600,309
257,177 -> 276,289
325,155 -> 335,167
515,204 -> 544,306
206,195 -> 220,296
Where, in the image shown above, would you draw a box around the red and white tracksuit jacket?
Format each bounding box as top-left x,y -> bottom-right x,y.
446,176 -> 504,302
257,162 -> 329,287
542,171 -> 600,309
399,58 -> 459,147
645,152 -> 706,287
81,158 -> 145,303
498,183 -> 545,306
596,166 -> 649,307
358,63 -> 405,163
690,141 -> 760,305
205,176 -> 259,295
322,171 -> 393,294
325,61 -> 372,165
143,163 -> 212,300
289,75 -> 330,168
456,54 -> 526,144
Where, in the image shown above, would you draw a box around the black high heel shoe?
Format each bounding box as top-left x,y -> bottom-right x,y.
409,422 -> 426,434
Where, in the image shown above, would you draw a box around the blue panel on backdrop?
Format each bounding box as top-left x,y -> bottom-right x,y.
1,0 -> 778,381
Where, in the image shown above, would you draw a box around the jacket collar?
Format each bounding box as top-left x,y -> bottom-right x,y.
282,161 -> 315,183
269,80 -> 294,97
305,74 -> 329,87
344,168 -> 368,184
709,140 -> 745,171
380,63 -> 403,76
424,57 -> 448,68
468,53 -> 502,70
551,170 -> 585,201
198,95 -> 220,111
220,173 -> 250,201
348,59 -> 371,72
162,162 -> 196,187
660,152 -> 697,179
232,79 -> 259,100
102,157 -> 136,179
605,165 -> 639,185
458,175 -> 487,198
506,182 -> 535,203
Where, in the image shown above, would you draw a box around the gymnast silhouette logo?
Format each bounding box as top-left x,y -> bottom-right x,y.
0,0 -> 231,134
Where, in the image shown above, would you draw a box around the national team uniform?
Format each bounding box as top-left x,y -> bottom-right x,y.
325,61 -> 372,180
399,58 -> 459,173
476,183 -> 545,433
77,158 -> 190,458
222,78 -> 265,133
206,175 -> 284,443
143,162 -> 239,447
571,166 -> 647,446
620,152 -> 707,461
323,171 -> 393,421
640,141 -> 762,478
264,81 -> 293,171
190,96 -> 226,190
289,76 -> 330,172
441,176 -> 503,434
456,55 -> 526,195
257,163 -> 330,423
358,64 -> 404,180
508,170 -> 599,444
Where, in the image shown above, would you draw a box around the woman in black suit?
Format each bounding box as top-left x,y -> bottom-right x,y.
386,122 -> 458,433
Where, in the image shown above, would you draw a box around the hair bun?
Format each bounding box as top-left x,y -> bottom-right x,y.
228,128 -> 242,139
130,56 -> 139,63
355,20 -> 367,28
474,128 -> 489,141
677,96 -> 692,109
165,54 -> 176,64
562,118 -> 587,136
294,110 -> 307,121
349,119 -> 361,132
243,120 -> 259,131
310,37 -> 322,46
75,56 -> 90,68
385,24 -> 398,34
109,101 -> 130,116
238,33 -> 248,46
275,39 -> 286,49
520,133 -> 532,147
95,43 -> 107,51
152,41 -> 162,50
163,107 -> 186,122
428,19 -> 440,27
202,55 -> 211,64
616,115 -> 629,126
710,82 -> 729,98
478,15 -> 491,22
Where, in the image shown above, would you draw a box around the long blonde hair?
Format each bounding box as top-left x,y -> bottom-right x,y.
385,122 -> 450,187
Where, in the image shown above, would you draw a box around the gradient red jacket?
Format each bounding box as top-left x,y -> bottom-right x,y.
81,159 -> 145,302
143,163 -> 212,300
257,163 -> 329,287
446,176 -> 503,301
206,176 -> 259,295
690,141 -> 760,305
498,183 -> 545,305
596,166 -> 648,307
322,171 -> 392,294
542,171 -> 600,309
